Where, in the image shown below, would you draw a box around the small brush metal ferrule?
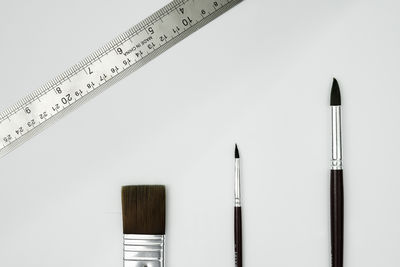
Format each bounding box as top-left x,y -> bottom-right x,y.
235,158 -> 241,207
331,106 -> 343,170
124,234 -> 165,267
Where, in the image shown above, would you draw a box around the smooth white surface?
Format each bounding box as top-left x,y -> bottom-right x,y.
0,0 -> 399,266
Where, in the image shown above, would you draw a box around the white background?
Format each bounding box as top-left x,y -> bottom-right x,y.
0,0 -> 399,266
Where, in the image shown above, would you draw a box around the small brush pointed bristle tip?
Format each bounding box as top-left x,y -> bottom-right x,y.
122,185 -> 166,235
330,78 -> 341,106
235,144 -> 240,159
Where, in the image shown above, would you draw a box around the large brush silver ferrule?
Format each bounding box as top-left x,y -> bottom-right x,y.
124,234 -> 165,267
235,158 -> 241,207
331,106 -> 343,170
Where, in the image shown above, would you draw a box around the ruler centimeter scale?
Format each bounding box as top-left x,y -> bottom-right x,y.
0,0 -> 241,159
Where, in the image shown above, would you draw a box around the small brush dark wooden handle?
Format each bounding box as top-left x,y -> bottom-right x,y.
330,170 -> 344,267
235,207 -> 242,267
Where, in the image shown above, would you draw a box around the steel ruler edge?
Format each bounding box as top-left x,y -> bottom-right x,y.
0,0 -> 242,159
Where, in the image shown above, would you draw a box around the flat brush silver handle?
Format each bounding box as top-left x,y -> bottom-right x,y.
124,234 -> 165,267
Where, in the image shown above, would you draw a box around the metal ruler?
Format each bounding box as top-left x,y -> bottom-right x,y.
0,0 -> 241,159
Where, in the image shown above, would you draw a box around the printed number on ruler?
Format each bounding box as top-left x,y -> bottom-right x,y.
0,0 -> 241,157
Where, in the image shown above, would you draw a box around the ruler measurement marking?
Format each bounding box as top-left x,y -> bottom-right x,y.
0,0 -> 241,157
2,0 -> 206,123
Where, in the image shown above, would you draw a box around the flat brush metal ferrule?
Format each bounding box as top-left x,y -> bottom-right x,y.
331,106 -> 343,170
124,234 -> 165,267
235,158 -> 241,207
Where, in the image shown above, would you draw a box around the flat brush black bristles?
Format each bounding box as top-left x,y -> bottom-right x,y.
122,185 -> 166,235
330,78 -> 342,106
235,144 -> 240,159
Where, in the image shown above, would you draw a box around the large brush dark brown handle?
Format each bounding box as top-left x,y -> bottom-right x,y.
235,207 -> 242,267
330,170 -> 344,267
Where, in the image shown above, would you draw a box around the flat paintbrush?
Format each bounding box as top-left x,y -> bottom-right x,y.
330,78 -> 344,267
122,185 -> 166,267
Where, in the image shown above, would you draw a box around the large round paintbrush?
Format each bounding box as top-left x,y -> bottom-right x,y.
330,78 -> 344,267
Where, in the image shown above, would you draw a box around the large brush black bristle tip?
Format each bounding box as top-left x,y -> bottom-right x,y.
330,78 -> 341,106
235,144 -> 240,158
122,185 -> 166,235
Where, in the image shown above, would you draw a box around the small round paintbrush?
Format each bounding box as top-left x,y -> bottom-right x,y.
234,144 -> 242,267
